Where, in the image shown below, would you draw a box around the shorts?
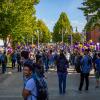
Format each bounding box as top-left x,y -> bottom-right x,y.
95,71 -> 100,80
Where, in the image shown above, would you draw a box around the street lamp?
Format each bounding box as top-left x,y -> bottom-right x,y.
32,36 -> 33,45
35,30 -> 39,49
68,34 -> 73,52
61,28 -> 67,43
37,30 -> 39,49
62,28 -> 64,43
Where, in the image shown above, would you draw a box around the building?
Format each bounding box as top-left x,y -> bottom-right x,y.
86,14 -> 100,43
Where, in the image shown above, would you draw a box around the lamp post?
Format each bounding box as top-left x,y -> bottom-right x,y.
71,34 -> 73,48
37,30 -> 39,49
32,36 -> 33,45
68,34 -> 73,53
62,28 -> 64,43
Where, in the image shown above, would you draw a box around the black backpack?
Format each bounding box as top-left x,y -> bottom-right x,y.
33,75 -> 48,100
75,56 -> 83,73
17,53 -> 21,61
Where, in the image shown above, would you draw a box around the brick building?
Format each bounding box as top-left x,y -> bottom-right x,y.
86,25 -> 100,43
86,14 -> 100,43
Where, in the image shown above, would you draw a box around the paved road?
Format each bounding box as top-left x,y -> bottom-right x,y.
0,68 -> 100,100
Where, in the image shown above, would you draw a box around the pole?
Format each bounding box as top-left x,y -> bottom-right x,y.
38,31 -> 39,49
62,29 -> 64,43
71,34 -> 73,52
27,37 -> 28,46
32,36 -> 33,45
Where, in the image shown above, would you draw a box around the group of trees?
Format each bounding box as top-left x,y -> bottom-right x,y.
52,0 -> 100,43
1,0 -> 93,47
79,0 -> 100,31
52,12 -> 82,44
0,0 -> 52,48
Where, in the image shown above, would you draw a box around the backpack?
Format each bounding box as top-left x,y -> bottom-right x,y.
33,74 -> 48,100
17,53 -> 21,61
87,56 -> 92,66
75,56 -> 83,73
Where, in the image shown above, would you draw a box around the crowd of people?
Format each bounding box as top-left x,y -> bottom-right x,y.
0,43 -> 100,100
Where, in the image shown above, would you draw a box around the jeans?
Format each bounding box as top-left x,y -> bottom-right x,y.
79,72 -> 89,91
44,60 -> 49,72
12,60 -> 16,69
58,72 -> 67,94
17,61 -> 22,72
2,63 -> 6,74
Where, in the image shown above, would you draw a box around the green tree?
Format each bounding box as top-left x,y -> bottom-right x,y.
72,33 -> 82,43
53,12 -> 72,43
79,0 -> 100,31
36,19 -> 51,43
0,0 -> 39,48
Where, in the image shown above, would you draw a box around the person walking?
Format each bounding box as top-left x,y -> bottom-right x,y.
0,51 -> 3,66
56,50 -> 69,94
17,51 -> 22,72
78,49 -> 92,91
11,51 -> 17,69
95,53 -> 100,88
1,51 -> 7,74
74,51 -> 83,73
42,50 -> 49,72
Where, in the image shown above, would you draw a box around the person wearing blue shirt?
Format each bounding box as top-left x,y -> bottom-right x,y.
95,53 -> 100,88
79,49 -> 92,91
22,61 -> 37,100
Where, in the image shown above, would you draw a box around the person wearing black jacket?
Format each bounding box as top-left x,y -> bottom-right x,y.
17,51 -> 22,72
56,50 -> 69,94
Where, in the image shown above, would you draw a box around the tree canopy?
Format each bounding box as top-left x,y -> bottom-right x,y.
0,0 -> 39,47
72,33 -> 82,43
36,19 -> 51,43
79,0 -> 100,31
53,12 -> 72,43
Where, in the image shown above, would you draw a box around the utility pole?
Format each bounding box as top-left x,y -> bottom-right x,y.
62,28 -> 64,43
71,34 -> 73,53
37,30 -> 39,49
